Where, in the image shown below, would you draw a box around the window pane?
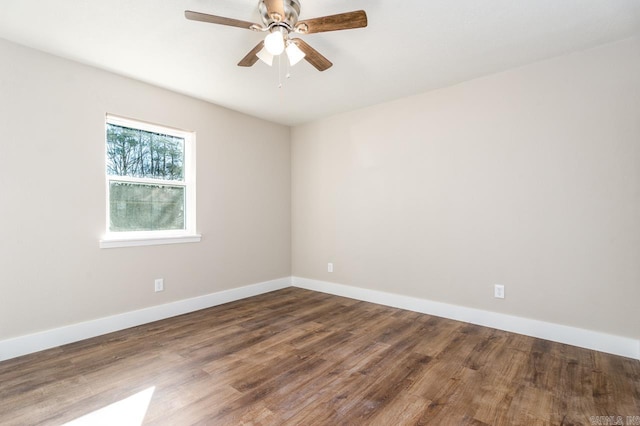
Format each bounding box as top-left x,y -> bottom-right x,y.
106,123 -> 184,181
109,182 -> 185,232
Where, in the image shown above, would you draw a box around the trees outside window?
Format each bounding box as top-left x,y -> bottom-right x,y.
103,115 -> 196,242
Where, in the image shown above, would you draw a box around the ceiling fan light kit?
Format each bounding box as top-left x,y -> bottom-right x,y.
185,0 -> 368,72
285,42 -> 306,66
255,47 -> 274,66
264,28 -> 286,55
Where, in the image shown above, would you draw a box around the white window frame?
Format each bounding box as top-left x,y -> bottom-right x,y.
99,114 -> 200,249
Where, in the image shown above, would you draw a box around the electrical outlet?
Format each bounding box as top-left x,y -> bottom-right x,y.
494,284 -> 504,299
328,263 -> 333,273
154,278 -> 164,292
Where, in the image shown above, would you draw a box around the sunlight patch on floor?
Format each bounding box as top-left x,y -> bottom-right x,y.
64,386 -> 155,426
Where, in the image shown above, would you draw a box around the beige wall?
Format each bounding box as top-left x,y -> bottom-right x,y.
0,38 -> 291,340
2,35 -> 638,345
292,37 -> 640,339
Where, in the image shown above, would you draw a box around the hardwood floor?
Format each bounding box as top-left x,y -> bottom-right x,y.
0,287 -> 638,425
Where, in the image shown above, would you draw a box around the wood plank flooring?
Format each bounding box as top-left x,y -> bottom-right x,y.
0,287 -> 638,425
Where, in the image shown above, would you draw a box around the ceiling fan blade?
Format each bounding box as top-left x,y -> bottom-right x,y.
264,0 -> 286,22
184,10 -> 260,30
238,41 -> 265,67
291,38 -> 332,71
295,10 -> 367,34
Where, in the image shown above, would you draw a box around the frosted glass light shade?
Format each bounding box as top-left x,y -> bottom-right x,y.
286,43 -> 306,66
264,31 -> 285,55
256,48 -> 274,66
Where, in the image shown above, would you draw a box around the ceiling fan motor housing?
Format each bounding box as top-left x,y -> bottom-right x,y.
259,0 -> 300,27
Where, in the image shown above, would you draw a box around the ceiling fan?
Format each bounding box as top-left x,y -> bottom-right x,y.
184,0 -> 368,72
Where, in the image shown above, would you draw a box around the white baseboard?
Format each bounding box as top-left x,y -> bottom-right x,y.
0,277 -> 291,362
3,276 -> 638,362
292,277 -> 640,361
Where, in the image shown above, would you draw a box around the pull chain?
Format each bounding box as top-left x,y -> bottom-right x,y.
286,51 -> 291,80
276,51 -> 293,89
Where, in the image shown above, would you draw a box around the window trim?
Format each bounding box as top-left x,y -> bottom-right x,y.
99,114 -> 200,249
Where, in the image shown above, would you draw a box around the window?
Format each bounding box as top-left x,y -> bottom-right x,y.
100,115 -> 200,248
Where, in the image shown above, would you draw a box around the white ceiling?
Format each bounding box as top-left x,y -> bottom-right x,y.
0,1 -> 639,126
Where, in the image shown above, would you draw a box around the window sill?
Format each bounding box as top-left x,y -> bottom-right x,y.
99,234 -> 202,249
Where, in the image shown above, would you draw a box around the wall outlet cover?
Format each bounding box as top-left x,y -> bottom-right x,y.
155,278 -> 164,292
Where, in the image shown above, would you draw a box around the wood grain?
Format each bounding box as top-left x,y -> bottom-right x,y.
184,11 -> 259,30
0,287 -> 638,425
291,38 -> 332,71
295,10 -> 368,34
238,41 -> 265,67
263,0 -> 285,22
